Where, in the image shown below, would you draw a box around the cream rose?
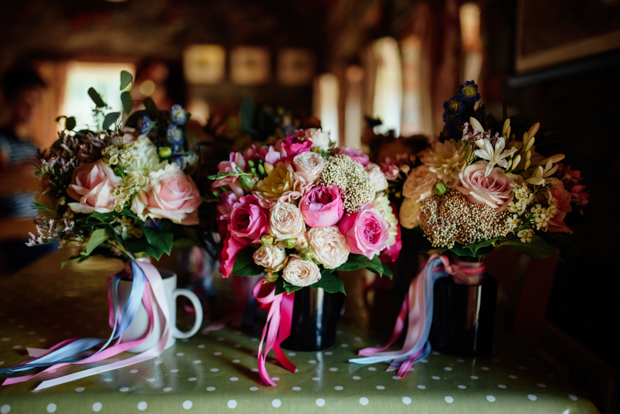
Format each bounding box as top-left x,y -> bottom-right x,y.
282,255 -> 321,287
365,163 -> 389,192
253,245 -> 287,271
402,165 -> 438,201
269,202 -> 305,240
399,197 -> 422,229
307,226 -> 350,269
305,128 -> 332,151
293,151 -> 325,183
457,162 -> 514,211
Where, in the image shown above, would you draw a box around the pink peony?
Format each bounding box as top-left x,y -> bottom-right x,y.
457,162 -> 514,211
548,181 -> 573,233
67,160 -> 121,214
300,185 -> 344,227
133,163 -> 201,225
338,146 -> 369,166
381,203 -> 402,263
216,191 -> 239,221
380,161 -> 400,180
338,206 -> 390,259
219,194 -> 270,278
278,136 -> 313,157
212,152 -> 247,197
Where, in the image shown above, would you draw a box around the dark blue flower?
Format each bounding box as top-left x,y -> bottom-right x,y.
443,97 -> 465,115
166,124 -> 184,145
140,114 -> 156,135
144,218 -> 162,228
170,104 -> 187,125
457,81 -> 481,103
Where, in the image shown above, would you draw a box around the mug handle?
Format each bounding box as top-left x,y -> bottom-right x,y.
171,289 -> 203,339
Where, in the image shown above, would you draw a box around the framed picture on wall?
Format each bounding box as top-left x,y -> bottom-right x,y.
515,0 -> 620,73
230,46 -> 271,85
277,48 -> 315,86
183,44 -> 226,84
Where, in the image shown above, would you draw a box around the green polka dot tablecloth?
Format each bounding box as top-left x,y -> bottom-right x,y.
0,250 -> 599,413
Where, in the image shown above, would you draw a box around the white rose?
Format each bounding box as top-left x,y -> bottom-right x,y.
282,255 -> 321,287
399,197 -> 422,229
365,163 -> 389,192
305,128 -> 332,151
307,226 -> 350,269
269,202 -> 305,240
293,151 -> 326,183
253,245 -> 287,271
402,165 -> 438,201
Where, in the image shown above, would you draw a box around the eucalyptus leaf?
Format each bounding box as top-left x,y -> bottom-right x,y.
102,112 -> 120,130
120,70 -> 133,90
83,228 -> 112,256
88,87 -> 106,108
121,91 -> 133,114
499,235 -> 557,259
143,97 -> 160,118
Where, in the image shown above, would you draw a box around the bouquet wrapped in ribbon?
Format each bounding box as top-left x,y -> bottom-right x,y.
209,129 -> 401,385
1,71 -> 203,389
352,81 -> 588,376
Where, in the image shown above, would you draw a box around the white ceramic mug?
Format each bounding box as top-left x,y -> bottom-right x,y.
116,269 -> 203,353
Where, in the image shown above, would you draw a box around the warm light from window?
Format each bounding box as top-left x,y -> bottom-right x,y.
400,36 -> 423,136
372,37 -> 402,136
139,79 -> 156,97
313,73 -> 339,144
61,61 -> 135,130
344,66 -> 364,148
460,3 -> 483,82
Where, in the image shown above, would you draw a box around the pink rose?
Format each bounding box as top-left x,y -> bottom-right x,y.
219,194 -> 270,278
380,161 -> 400,180
457,162 -> 514,211
338,206 -> 390,259
548,181 -> 573,233
300,185 -> 344,227
381,203 -> 402,263
338,146 -> 369,166
67,160 -> 121,214
212,152 -> 247,197
278,136 -> 312,157
133,163 -> 201,225
216,191 -> 240,221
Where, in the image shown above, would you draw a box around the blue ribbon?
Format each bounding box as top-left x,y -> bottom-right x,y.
0,261 -> 146,375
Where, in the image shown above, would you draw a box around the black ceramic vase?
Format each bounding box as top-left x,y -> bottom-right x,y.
429,274 -> 498,357
281,287 -> 345,352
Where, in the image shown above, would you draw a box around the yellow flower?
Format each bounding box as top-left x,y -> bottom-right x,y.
254,162 -> 300,202
421,139 -> 466,188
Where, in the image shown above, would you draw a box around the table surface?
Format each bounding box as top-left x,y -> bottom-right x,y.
0,249 -> 599,414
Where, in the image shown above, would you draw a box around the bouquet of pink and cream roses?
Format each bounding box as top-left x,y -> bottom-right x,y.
28,71 -> 202,262
210,129 -> 400,295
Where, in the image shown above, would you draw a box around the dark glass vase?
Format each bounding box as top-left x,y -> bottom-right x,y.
429,275 -> 498,357
281,287 -> 345,352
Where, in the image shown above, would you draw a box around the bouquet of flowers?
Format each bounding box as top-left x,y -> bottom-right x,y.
209,128 -> 401,385
2,71 -> 203,390
351,81 -> 588,377
28,74 -> 202,263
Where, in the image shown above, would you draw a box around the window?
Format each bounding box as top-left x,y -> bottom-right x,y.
313,74 -> 339,144
61,61 -> 135,130
460,3 -> 483,82
372,37 -> 403,136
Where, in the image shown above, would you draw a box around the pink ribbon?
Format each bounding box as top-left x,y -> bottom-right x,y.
350,254 -> 485,378
252,279 -> 296,386
3,260 -> 171,390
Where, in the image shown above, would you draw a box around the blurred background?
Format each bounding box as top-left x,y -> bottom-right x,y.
0,0 -> 619,410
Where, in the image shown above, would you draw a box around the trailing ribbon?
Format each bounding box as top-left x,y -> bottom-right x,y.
0,260 -> 171,390
349,254 -> 484,378
252,278 -> 296,386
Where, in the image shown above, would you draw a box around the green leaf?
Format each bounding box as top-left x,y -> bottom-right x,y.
125,110 -> 145,128
143,97 -> 160,118
499,235 -> 557,259
121,91 -> 133,114
232,247 -> 263,276
65,116 -> 76,130
88,87 -> 106,108
282,279 -> 304,295
311,270 -> 346,294
539,233 -> 578,256
275,277 -> 286,295
83,228 -> 112,256
120,70 -> 133,90
444,237 -> 503,258
102,112 -> 120,130
120,236 -> 165,260
142,226 -> 174,256
335,254 -> 391,278
31,201 -> 53,212
86,211 -> 115,223
120,208 -> 141,221
61,255 -> 81,268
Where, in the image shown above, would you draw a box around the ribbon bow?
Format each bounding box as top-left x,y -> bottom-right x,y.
349,254 -> 484,378
1,260 -> 170,390
252,279 -> 296,386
